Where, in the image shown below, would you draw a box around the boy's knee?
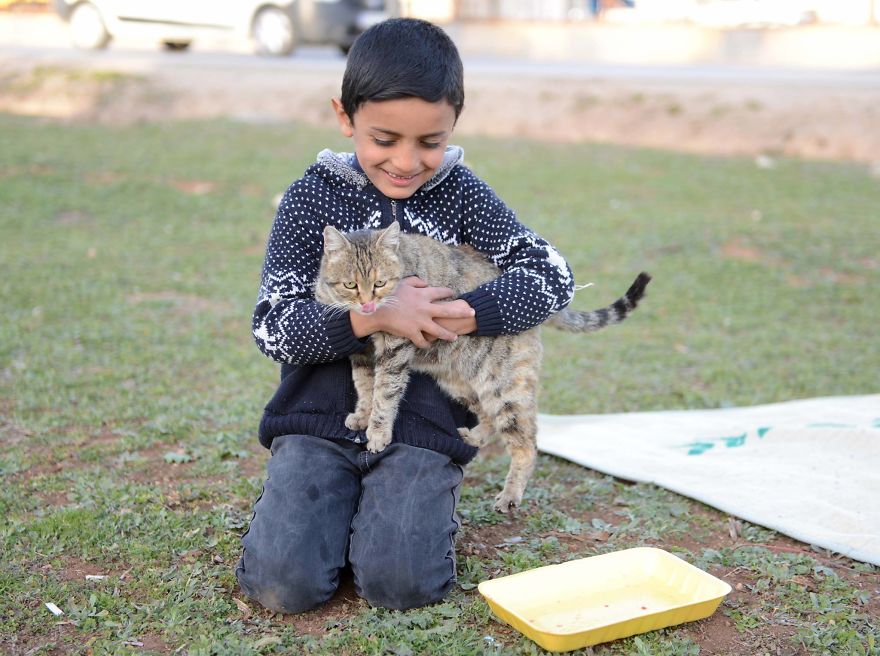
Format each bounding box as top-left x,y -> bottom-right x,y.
354,560 -> 454,610
235,555 -> 336,614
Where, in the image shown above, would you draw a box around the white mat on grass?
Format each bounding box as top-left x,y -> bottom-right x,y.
536,395 -> 880,565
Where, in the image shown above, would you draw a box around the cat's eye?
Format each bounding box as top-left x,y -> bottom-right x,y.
374,280 -> 386,288
343,282 -> 357,290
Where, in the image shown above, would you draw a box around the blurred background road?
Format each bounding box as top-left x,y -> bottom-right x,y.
2,1 -> 880,162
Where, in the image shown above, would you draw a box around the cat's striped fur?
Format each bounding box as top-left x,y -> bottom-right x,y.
315,222 -> 651,512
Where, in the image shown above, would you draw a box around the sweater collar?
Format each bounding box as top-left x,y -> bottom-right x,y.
315,146 -> 464,194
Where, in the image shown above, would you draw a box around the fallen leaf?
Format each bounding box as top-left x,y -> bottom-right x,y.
233,597 -> 252,617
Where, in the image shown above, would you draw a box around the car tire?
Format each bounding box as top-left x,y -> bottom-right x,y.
69,2 -> 111,50
252,6 -> 295,56
162,41 -> 192,51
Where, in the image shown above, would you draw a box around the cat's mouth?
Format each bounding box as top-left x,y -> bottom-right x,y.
358,301 -> 377,314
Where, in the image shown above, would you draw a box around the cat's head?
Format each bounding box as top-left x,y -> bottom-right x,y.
316,222 -> 403,315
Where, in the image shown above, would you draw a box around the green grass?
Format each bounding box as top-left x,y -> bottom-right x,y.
1,114 -> 878,655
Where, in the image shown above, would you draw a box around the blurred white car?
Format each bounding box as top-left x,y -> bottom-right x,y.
51,0 -> 387,55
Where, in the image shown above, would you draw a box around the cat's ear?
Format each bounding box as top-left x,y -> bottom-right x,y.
377,221 -> 400,250
323,225 -> 350,253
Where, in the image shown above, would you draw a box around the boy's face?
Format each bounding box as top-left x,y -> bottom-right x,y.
332,97 -> 457,200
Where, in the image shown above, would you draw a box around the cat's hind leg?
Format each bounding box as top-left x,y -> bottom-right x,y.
456,400 -> 495,448
441,382 -> 494,448
457,424 -> 493,448
491,404 -> 537,513
473,374 -> 539,513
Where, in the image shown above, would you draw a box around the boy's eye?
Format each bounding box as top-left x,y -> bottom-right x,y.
343,282 -> 357,289
372,138 -> 441,149
374,280 -> 386,288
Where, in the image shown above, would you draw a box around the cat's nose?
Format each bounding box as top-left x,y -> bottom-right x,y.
361,302 -> 376,314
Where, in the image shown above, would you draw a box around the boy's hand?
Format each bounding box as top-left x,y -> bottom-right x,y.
433,313 -> 478,339
350,277 -> 476,349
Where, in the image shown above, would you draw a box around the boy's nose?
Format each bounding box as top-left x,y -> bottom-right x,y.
392,146 -> 420,174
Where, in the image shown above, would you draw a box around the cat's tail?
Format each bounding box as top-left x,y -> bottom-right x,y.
546,272 -> 652,333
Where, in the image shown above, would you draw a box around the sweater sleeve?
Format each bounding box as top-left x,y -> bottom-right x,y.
252,181 -> 367,364
456,169 -> 575,336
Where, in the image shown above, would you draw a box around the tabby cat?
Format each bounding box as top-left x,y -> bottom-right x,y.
315,222 -> 651,512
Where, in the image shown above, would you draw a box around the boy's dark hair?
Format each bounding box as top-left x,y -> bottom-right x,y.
340,18 -> 464,121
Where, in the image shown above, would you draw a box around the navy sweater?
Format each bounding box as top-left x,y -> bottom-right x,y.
254,147 -> 575,464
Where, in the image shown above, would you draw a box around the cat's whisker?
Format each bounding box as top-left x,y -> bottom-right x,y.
331,306 -> 352,321
321,302 -> 351,321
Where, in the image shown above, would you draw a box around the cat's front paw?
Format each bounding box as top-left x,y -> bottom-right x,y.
493,487 -> 523,513
345,412 -> 369,431
365,426 -> 392,453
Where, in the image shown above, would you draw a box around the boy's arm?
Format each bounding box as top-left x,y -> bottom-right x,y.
252,185 -> 368,365
456,171 -> 575,336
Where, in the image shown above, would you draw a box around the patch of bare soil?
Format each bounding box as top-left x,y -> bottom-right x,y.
462,74 -> 880,164
2,59 -> 880,163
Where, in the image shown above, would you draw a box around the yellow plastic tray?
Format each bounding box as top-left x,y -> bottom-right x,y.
477,547 -> 731,652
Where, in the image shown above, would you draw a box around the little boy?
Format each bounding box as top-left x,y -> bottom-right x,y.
236,18 -> 574,613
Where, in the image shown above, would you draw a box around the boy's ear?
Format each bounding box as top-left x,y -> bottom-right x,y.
376,221 -> 400,250
331,98 -> 354,138
323,225 -> 350,253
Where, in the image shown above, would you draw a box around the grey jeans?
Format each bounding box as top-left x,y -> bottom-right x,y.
235,434 -> 464,613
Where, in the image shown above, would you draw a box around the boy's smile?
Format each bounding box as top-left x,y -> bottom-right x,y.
332,97 -> 457,199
